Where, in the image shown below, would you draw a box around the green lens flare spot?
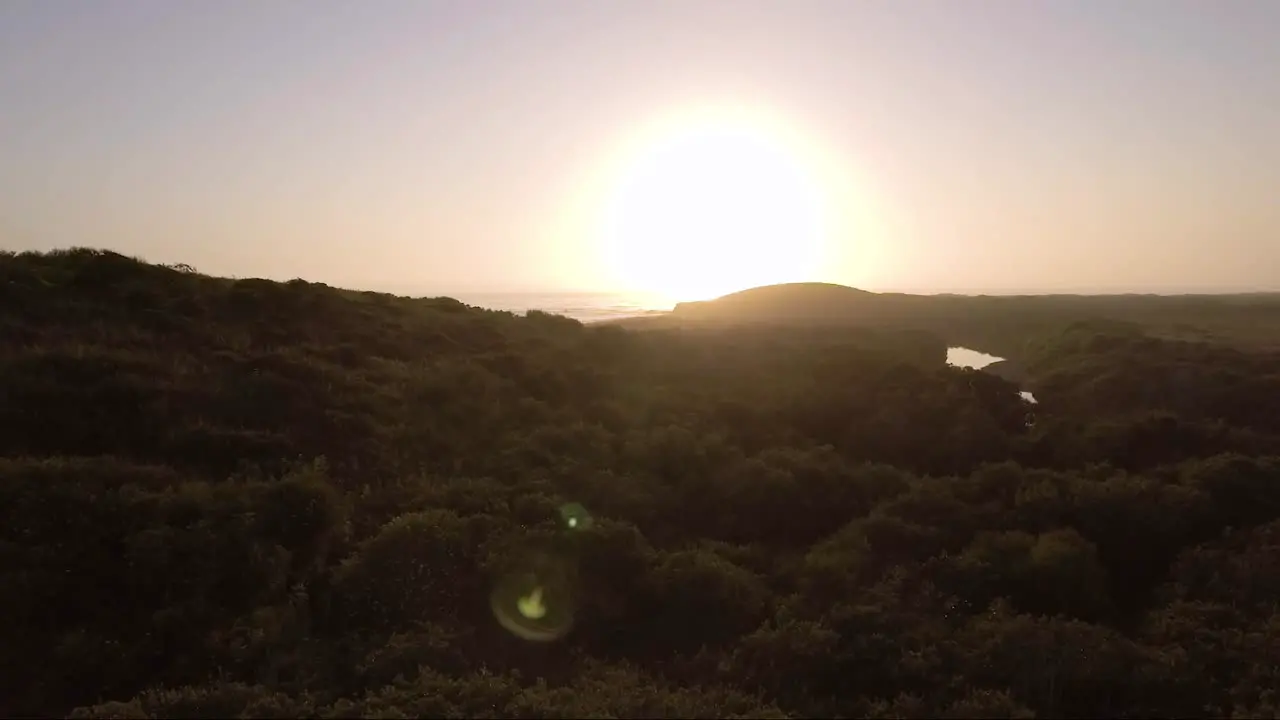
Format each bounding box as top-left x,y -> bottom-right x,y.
517,587 -> 547,619
558,502 -> 593,531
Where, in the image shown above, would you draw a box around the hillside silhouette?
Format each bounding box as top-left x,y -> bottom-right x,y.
674,282 -> 880,317
4,248 -> 1280,718
618,281 -> 1280,378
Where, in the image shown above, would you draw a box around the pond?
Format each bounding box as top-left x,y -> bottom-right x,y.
946,347 -> 1038,404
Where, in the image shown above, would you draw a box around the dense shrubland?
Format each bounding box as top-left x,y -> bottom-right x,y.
3,249 -> 1280,718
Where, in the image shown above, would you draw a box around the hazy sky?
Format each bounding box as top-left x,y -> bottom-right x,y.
3,0 -> 1278,296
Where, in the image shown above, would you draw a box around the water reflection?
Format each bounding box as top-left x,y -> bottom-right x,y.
947,347 -> 1038,404
945,347 -> 1003,370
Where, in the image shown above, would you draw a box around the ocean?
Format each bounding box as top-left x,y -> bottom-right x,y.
444,291 -> 676,323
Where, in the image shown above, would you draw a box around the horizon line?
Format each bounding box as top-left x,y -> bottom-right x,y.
374,284 -> 1280,299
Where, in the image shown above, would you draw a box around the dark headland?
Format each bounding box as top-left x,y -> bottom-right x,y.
608,280 -> 1280,356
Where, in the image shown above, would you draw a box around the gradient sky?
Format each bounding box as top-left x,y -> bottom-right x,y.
2,0 -> 1278,295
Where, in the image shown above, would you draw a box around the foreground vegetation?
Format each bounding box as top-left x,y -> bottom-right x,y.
3,249 -> 1280,718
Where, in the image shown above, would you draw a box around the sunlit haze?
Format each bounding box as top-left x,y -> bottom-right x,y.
3,0 -> 1278,301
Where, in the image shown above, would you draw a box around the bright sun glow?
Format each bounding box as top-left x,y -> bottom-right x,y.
598,105 -> 834,302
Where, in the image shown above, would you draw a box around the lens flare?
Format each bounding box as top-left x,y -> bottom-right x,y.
490,549 -> 576,642
517,586 -> 547,619
558,502 -> 594,531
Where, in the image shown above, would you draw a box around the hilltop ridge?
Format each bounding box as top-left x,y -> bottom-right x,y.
613,278 -> 1280,357
673,282 -> 882,318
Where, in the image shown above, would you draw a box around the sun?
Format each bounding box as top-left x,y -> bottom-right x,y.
597,105 -> 833,302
